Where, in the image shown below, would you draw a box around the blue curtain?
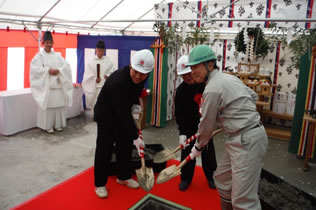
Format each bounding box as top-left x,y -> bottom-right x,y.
77,35 -> 157,83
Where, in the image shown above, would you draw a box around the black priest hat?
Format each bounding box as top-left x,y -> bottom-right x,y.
96,40 -> 105,49
43,31 -> 53,42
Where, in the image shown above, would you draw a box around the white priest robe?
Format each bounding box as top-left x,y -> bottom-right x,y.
82,55 -> 114,109
30,50 -> 73,130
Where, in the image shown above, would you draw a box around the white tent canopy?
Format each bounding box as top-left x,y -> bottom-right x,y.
0,0 -> 173,35
1,0 -> 315,36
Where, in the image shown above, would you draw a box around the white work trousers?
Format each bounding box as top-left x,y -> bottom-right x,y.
214,125 -> 268,210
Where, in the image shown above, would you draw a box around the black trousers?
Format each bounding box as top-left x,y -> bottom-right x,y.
180,138 -> 217,183
94,122 -> 134,187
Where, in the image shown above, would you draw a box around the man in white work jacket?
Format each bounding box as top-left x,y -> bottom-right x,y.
187,45 -> 268,210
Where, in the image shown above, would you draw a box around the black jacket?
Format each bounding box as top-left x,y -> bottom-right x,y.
94,65 -> 146,140
175,82 -> 205,137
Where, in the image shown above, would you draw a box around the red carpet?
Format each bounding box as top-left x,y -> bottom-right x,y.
12,160 -> 221,210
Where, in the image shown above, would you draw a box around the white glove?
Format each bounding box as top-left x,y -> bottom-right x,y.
133,137 -> 145,156
131,104 -> 142,120
179,135 -> 189,149
189,142 -> 203,160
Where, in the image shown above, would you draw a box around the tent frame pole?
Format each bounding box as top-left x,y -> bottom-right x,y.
90,0 -> 125,28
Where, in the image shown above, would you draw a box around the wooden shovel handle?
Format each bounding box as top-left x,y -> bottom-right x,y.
171,133 -> 199,154
176,156 -> 190,170
169,146 -> 181,154
177,128 -> 223,170
141,155 -> 145,168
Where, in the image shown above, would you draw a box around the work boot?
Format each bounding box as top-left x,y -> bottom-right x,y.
116,178 -> 139,189
179,181 -> 190,191
55,127 -> 63,132
46,128 -> 54,134
95,186 -> 108,198
208,180 -> 216,189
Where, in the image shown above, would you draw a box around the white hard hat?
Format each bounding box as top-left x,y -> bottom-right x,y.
131,49 -> 155,74
177,55 -> 191,75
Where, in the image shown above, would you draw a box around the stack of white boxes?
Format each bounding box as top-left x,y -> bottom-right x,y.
286,92 -> 296,115
272,91 -> 296,115
271,91 -> 296,126
272,92 -> 288,114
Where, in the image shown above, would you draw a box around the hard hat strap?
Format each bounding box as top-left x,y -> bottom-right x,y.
203,62 -> 212,83
203,62 -> 211,72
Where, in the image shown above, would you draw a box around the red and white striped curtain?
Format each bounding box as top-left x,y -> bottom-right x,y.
0,29 -> 77,91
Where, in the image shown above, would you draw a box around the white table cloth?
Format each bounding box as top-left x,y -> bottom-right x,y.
0,87 -> 83,135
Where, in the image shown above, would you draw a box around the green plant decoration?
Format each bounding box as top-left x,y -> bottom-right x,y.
268,25 -> 316,68
153,22 -> 168,44
153,21 -> 210,53
267,23 -> 288,44
234,28 -> 269,60
184,26 -> 210,47
289,28 -> 316,68
153,22 -> 183,53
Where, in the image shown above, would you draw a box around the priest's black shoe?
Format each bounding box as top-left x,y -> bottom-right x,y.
179,181 -> 190,191
208,180 -> 216,189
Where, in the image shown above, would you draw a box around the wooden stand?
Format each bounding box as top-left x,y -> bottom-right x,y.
235,62 -> 295,141
247,82 -> 257,91
237,63 -> 267,103
236,62 -> 293,141
256,92 -> 271,113
260,84 -> 271,95
238,64 -> 272,113
239,73 -> 250,83
261,110 -> 293,141
237,62 -> 260,74
236,63 -> 272,112
303,114 -> 316,171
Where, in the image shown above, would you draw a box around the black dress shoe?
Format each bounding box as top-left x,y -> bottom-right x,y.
208,180 -> 216,189
179,181 -> 191,191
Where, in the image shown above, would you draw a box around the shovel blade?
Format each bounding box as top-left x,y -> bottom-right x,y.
153,149 -> 177,163
136,166 -> 155,192
156,164 -> 181,184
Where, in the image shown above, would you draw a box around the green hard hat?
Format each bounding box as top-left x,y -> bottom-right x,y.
187,45 -> 217,66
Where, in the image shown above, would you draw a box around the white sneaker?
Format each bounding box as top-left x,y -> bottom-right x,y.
95,187 -> 108,198
55,127 -> 63,132
46,128 -> 54,134
116,178 -> 140,189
